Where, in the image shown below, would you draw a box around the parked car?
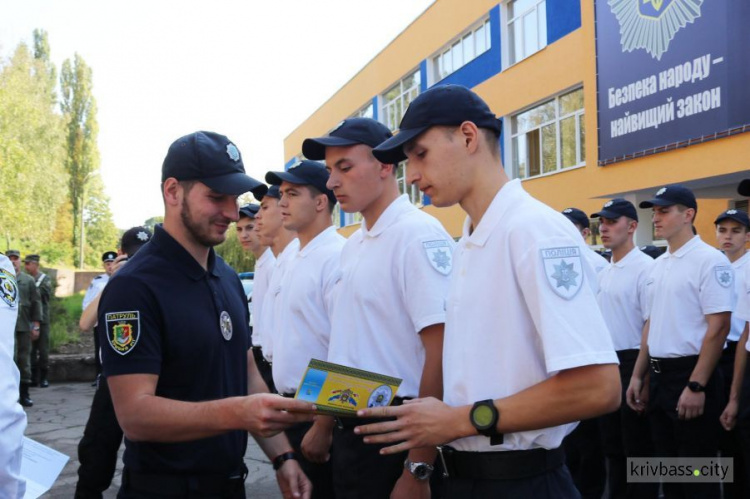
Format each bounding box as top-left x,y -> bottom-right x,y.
238,272 -> 254,323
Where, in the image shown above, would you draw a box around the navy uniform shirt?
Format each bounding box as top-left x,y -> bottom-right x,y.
99,225 -> 250,475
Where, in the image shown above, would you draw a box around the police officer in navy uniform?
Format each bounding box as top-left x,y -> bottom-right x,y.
99,131 -> 314,499
627,185 -> 733,498
355,85 -> 620,498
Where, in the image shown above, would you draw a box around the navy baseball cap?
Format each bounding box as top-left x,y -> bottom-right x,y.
715,209 -> 750,228
372,84 -> 503,164
161,131 -> 266,198
302,118 -> 393,161
239,204 -> 260,219
562,207 -> 590,229
263,185 -> 281,200
102,251 -> 117,262
738,179 -> 750,197
639,185 -> 697,210
120,226 -> 152,256
591,198 -> 638,222
266,160 -> 336,204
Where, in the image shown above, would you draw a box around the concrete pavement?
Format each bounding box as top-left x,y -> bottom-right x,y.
24,382 -> 282,498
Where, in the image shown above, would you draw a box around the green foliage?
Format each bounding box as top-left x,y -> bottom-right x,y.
215,228 -> 256,273
143,216 -> 164,231
49,293 -> 82,352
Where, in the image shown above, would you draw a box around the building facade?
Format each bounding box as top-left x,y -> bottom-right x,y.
283,0 -> 750,246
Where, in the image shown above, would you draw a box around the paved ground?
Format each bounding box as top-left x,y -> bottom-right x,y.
24,382 -> 282,498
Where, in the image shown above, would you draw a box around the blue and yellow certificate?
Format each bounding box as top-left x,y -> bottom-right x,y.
294,359 -> 402,416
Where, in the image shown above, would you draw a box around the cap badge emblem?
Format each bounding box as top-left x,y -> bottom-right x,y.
331,120 -> 346,134
656,187 -> 667,196
727,209 -> 738,215
604,201 -> 614,208
563,208 -> 573,214
226,143 -> 240,162
289,159 -> 302,170
136,231 -> 150,242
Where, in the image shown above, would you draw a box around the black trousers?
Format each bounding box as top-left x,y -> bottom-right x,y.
718,342 -> 748,498
563,418 -> 605,499
442,464 -> 580,499
598,349 -> 659,498
737,359 -> 750,494
75,379 -> 124,498
648,358 -> 722,499
331,421 -> 406,499
284,421 -> 335,499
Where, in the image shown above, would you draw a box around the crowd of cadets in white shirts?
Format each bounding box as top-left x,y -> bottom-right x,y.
246,179 -> 750,497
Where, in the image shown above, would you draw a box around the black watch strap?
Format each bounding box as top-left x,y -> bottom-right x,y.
272,451 -> 297,470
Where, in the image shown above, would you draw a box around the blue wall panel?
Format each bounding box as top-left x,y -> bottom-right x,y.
547,0 -> 581,45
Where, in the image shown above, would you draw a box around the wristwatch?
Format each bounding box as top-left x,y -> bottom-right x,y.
687,381 -> 705,393
404,459 -> 434,481
470,399 -> 504,445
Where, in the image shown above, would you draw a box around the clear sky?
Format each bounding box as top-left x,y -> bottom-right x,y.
0,0 -> 433,228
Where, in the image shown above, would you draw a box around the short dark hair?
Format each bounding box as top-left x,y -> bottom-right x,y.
306,184 -> 336,213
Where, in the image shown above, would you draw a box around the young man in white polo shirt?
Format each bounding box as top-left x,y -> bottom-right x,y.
357,84 -> 620,498
237,203 -> 275,391
714,208 -> 750,497
264,160 -> 345,498
626,185 -> 733,498
591,198 -> 657,498
254,185 -> 299,381
561,207 -> 609,274
301,118 -> 452,499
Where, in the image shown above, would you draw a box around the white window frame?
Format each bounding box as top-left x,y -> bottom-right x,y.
510,87 -> 585,180
503,0 -> 547,68
381,69 -> 421,132
431,17 -> 492,84
396,161 -> 423,207
351,101 -> 374,120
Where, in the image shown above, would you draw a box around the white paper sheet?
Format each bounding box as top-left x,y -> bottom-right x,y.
20,437 -> 69,499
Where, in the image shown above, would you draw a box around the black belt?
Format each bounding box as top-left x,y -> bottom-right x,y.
649,355 -> 699,374
122,465 -> 247,496
436,445 -> 565,480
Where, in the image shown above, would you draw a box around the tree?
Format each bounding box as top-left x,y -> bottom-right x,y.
215,229 -> 256,273
60,53 -> 100,268
143,216 -> 164,231
82,175 -> 119,267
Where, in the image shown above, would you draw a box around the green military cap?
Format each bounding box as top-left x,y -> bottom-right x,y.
24,254 -> 40,263
6,249 -> 20,258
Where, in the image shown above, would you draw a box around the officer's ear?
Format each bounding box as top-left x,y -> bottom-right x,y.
458,121 -> 481,155
162,178 -> 182,207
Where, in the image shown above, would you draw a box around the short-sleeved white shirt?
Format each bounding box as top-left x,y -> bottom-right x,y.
82,273 -> 109,311
443,180 -> 617,452
0,255 -> 27,497
250,247 -> 275,347
597,247 -> 655,351
327,195 -> 453,398
728,252 -> 750,342
647,236 -> 734,358
258,239 -> 299,361
272,227 -> 345,394
732,256 -> 750,352
587,248 -> 609,274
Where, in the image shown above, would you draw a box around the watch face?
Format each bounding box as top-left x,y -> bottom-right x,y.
472,404 -> 495,428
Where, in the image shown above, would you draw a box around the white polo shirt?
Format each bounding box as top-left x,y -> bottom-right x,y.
250,247 -> 275,348
272,227 -> 345,394
82,273 -> 109,311
443,179 -> 617,453
735,263 -> 750,352
647,236 -> 734,358
728,251 -> 750,342
587,248 -> 609,274
258,239 -> 299,361
327,194 -> 453,398
0,255 -> 27,497
597,247 -> 654,351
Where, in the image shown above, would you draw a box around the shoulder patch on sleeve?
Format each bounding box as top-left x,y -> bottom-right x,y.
0,269 -> 18,308
106,311 -> 141,355
422,240 -> 452,276
541,247 -> 584,300
715,265 -> 733,288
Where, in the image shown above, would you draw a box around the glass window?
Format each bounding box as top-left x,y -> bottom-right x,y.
352,102 -> 373,120
396,162 -> 423,206
432,18 -> 491,82
382,69 -> 421,131
511,88 -> 585,179
507,0 -> 547,65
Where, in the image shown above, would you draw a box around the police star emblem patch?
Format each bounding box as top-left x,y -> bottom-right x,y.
105,311 -> 140,355
219,311 -> 233,341
423,240 -> 452,276
715,265 -> 733,288
0,269 -> 18,308
541,247 -> 584,299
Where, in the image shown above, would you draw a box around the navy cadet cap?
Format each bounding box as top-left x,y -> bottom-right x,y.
715,209 -> 750,228
265,160 -> 336,204
6,249 -> 20,258
120,226 -> 152,256
561,207 -> 590,229
640,245 -> 664,259
302,118 -> 393,161
102,251 -> 117,262
591,198 -> 638,222
372,84 -> 503,164
24,254 -> 41,263
639,184 -> 697,210
264,185 -> 281,200
239,204 -> 260,219
738,179 -> 750,197
161,131 -> 268,199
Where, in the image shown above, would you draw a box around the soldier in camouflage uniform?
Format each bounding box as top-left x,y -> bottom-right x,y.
24,254 -> 52,388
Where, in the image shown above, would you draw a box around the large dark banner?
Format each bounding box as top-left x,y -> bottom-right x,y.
595,0 -> 750,165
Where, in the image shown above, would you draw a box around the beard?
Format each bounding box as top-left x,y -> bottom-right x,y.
180,198 -> 229,248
